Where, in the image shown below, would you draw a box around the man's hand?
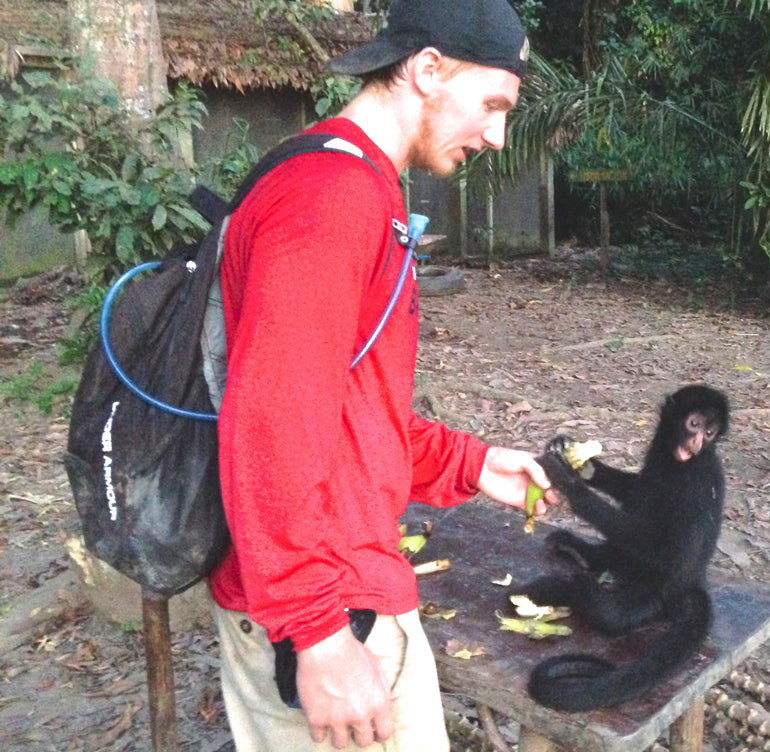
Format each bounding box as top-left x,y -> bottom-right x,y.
296,624 -> 395,749
477,447 -> 558,515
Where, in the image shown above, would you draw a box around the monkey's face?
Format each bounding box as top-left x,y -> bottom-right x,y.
675,410 -> 724,462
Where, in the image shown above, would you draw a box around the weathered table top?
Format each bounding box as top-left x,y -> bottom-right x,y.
401,501 -> 770,752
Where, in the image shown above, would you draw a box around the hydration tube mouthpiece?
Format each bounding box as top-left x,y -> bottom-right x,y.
407,213 -> 430,252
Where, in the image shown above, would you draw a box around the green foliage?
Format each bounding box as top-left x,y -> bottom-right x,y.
514,0 -> 546,32
311,75 -> 361,118
492,0 -> 766,267
0,70 -> 269,361
198,116 -> 261,199
0,72 -> 210,282
56,282 -> 108,365
0,360 -> 78,415
735,0 -> 770,259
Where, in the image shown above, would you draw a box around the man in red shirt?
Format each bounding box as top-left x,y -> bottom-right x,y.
210,1 -> 555,749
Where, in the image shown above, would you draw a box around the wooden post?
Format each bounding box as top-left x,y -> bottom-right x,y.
669,698 -> 705,752
568,168 -> 631,270
142,589 -> 179,752
459,167 -> 469,260
486,184 -> 495,262
539,151 -> 555,256
598,181 -> 610,269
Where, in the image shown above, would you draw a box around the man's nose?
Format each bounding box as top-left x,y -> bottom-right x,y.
483,114 -> 507,151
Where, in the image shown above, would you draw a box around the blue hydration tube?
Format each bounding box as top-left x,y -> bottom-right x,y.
100,213 -> 430,421
98,259 -> 220,421
349,213 -> 429,369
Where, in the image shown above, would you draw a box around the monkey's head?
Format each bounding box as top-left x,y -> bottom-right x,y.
661,385 -> 729,463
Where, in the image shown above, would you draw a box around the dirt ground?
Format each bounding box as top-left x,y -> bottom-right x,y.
1,245 -> 770,751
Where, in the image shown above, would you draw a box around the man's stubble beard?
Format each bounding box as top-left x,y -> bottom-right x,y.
407,101 -> 459,179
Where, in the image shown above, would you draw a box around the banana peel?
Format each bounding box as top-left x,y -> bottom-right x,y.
562,438 -> 603,469
524,439 -> 603,533
397,521 -> 434,559
524,483 -> 544,534
420,601 -> 457,620
413,558 -> 450,575
496,595 -> 572,640
509,594 -> 571,621
496,610 -> 572,639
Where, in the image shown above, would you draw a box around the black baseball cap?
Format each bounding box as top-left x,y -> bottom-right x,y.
327,0 -> 529,79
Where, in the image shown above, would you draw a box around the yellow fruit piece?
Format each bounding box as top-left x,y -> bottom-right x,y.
495,610 -> 572,639
562,439 -> 603,469
397,534 -> 429,556
509,595 -> 571,621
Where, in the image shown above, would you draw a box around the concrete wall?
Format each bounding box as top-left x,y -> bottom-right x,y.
0,207 -> 78,281
193,86 -> 314,159
407,157 -> 552,261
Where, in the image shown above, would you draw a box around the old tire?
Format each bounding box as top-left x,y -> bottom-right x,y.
416,266 -> 465,296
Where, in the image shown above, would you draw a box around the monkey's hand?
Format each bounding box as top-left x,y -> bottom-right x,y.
545,436 -> 600,479
538,451 -> 583,496
538,437 -> 593,497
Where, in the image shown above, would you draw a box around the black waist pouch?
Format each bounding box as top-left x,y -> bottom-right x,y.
272,608 -> 377,708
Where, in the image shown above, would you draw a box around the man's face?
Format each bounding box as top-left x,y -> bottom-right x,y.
411,64 -> 521,178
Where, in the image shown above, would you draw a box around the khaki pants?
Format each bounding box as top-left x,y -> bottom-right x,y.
214,604 -> 450,752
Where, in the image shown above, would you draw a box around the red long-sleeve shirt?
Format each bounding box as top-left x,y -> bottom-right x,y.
209,118 -> 489,650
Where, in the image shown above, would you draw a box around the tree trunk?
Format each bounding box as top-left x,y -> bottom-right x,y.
67,7 -> 178,750
68,0 -> 167,116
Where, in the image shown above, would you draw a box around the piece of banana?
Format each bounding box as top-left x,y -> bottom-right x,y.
397,534 -> 429,556
562,439 -> 603,469
495,610 -> 572,639
523,439 -> 603,533
524,483 -> 543,533
509,595 -> 571,621
397,521 -> 434,559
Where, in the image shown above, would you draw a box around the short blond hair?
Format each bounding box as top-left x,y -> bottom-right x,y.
362,52 -> 475,91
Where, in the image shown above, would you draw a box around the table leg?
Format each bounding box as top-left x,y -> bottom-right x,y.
669,697 -> 705,752
518,726 -> 565,752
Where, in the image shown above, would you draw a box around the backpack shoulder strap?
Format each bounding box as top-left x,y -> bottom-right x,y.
189,133 -> 382,226
227,133 -> 381,212
200,133 -> 418,413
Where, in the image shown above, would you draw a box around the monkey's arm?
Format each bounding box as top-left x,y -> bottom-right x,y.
539,454 -> 657,563
586,460 -> 640,503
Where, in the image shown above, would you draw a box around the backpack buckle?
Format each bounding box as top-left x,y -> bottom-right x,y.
392,218 -> 410,246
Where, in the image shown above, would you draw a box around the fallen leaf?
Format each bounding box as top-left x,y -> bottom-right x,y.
87,702 -> 141,747
506,400 -> 532,415
445,639 -> 487,659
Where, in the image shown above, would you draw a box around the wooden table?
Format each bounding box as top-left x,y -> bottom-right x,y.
401,501 -> 770,752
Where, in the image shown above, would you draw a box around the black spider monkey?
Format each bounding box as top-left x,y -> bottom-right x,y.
522,384 -> 729,712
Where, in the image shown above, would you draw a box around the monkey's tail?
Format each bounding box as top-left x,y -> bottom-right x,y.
527,586 -> 712,712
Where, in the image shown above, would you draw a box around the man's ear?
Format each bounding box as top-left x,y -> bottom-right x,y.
410,47 -> 443,96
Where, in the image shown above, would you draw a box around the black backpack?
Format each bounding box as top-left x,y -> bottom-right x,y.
64,133 -> 427,596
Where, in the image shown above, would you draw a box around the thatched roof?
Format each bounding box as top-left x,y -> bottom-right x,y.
0,0 -> 377,90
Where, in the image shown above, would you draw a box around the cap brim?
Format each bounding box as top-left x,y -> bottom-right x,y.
326,39 -> 416,76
